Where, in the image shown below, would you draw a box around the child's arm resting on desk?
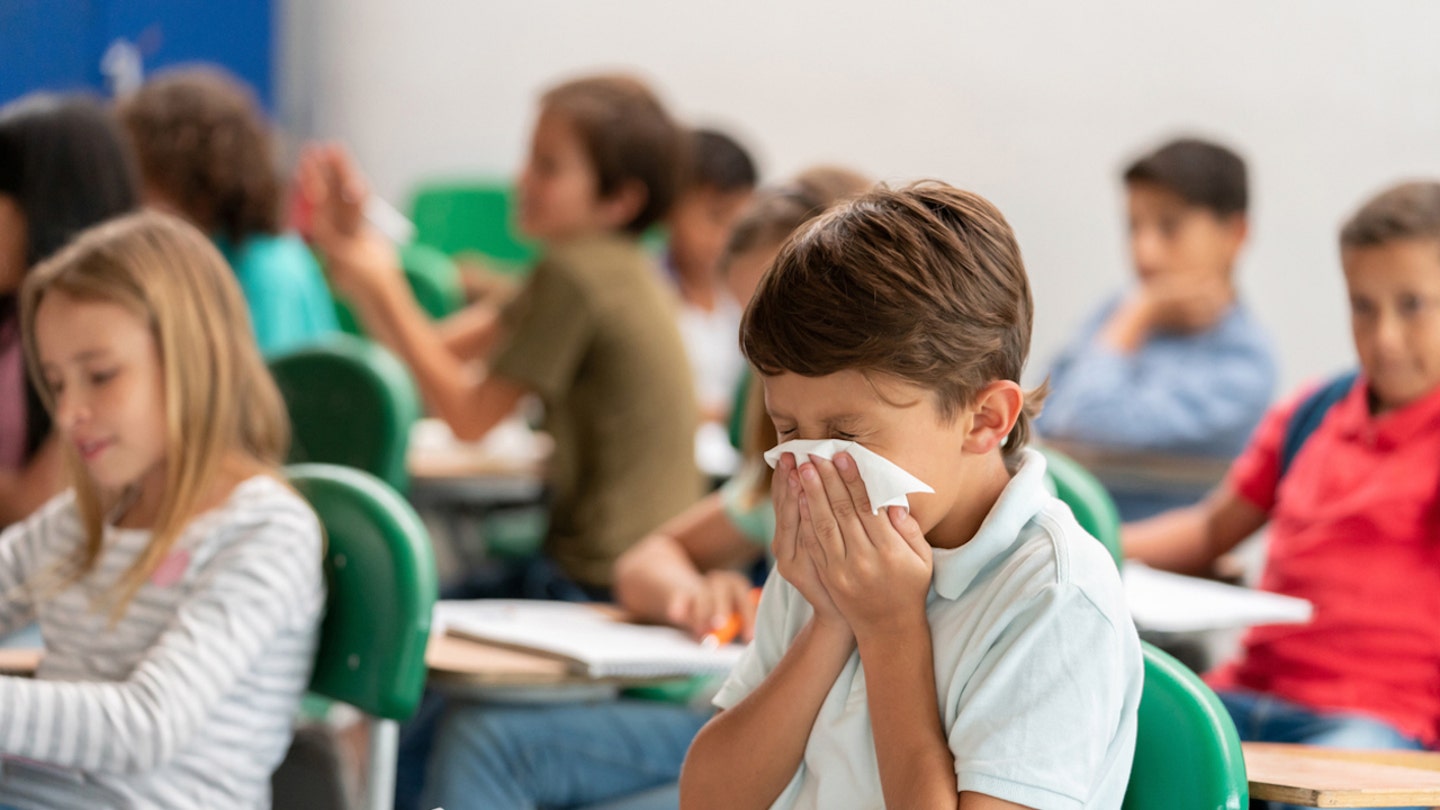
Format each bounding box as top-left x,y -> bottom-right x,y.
0,508 -> 323,773
1124,485 -> 1267,575
1122,392 -> 1289,574
613,491 -> 762,641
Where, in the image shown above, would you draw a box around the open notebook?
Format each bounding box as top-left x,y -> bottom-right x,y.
437,600 -> 748,679
1123,563 -> 1314,633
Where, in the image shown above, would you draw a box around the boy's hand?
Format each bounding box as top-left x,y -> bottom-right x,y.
771,453 -> 849,634
797,453 -> 932,638
295,143 -> 406,304
666,570 -> 758,642
1142,275 -> 1231,334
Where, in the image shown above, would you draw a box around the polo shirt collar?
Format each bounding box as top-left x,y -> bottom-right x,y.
1331,375 -> 1440,449
931,448 -> 1049,601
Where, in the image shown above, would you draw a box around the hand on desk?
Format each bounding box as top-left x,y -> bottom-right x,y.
667,571 -> 758,644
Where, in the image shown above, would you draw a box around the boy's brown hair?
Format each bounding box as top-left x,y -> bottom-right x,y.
1340,181 -> 1440,251
118,66 -> 281,245
541,74 -> 684,235
741,181 -> 1043,460
1124,137 -> 1248,219
724,165 -> 871,264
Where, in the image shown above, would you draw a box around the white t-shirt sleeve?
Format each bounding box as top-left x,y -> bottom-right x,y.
948,582 -> 1134,810
712,568 -> 799,711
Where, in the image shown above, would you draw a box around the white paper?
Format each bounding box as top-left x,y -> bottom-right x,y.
763,439 -> 934,513
436,600 -> 746,679
1122,563 -> 1313,633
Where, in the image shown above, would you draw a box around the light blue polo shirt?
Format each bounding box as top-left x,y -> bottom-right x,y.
713,449 -> 1142,809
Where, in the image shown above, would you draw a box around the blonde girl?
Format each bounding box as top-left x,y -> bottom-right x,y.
0,211 -> 324,809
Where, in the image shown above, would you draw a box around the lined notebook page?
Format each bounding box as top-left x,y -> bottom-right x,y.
437,600 -> 747,678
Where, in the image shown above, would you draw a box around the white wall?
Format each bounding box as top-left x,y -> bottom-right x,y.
284,0 -> 1440,391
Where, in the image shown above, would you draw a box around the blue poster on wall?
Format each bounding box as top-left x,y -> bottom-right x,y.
0,0 -> 274,110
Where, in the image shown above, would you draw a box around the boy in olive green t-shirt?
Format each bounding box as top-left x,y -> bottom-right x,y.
492,232 -> 700,589
300,74 -> 702,597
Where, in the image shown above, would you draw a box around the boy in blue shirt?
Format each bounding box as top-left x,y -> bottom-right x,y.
1039,138 -> 1277,519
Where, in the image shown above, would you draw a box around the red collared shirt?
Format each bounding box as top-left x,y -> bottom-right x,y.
1207,376 -> 1440,747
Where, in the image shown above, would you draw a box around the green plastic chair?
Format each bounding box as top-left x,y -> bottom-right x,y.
289,464 -> 438,810
409,179 -> 538,270
399,242 -> 465,320
269,335 -> 422,493
1124,642 -> 1248,809
1040,446 -> 1124,570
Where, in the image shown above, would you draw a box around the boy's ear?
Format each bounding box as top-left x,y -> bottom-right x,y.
600,179 -> 649,231
962,380 -> 1024,455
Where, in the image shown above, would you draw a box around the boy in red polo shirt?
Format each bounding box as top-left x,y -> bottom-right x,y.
1127,180 -> 1440,809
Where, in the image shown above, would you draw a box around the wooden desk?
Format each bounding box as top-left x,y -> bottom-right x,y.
406,418 -> 548,506
406,419 -> 550,568
1244,742 -> 1440,807
0,635 -> 675,694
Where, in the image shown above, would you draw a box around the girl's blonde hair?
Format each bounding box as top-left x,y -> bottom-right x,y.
19,211 -> 289,618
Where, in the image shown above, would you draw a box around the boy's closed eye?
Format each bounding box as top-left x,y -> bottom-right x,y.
1350,297 -> 1377,318
1397,293 -> 1429,316
770,425 -> 861,442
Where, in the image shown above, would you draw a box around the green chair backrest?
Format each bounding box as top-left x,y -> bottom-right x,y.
1040,446 -> 1123,569
1124,642 -> 1248,809
399,242 -> 465,320
269,335 -> 422,492
289,464 -> 438,721
409,180 -> 538,269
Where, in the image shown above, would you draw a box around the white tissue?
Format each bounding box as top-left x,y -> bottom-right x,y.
763,439 -> 934,514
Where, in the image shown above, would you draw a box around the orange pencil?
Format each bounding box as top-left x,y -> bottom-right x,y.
700,587 -> 762,649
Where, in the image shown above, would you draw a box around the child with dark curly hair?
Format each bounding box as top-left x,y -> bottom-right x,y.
118,65 -> 338,356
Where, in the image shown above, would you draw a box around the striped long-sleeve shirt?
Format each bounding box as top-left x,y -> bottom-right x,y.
0,475 -> 325,809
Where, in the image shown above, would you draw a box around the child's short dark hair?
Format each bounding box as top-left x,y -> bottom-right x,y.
686,128 -> 757,194
117,66 -> 281,245
741,182 -> 1043,460
1123,137 -> 1248,218
1340,181 -> 1440,251
540,74 -> 684,235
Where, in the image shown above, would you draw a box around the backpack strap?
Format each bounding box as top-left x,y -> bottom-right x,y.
1278,370 -> 1359,480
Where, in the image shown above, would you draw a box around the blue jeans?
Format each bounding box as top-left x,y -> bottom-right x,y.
396,556 -> 612,810
418,699 -> 708,810
1218,689 -> 1428,810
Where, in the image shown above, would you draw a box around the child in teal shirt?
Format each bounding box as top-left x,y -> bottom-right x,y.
120,66 -> 338,356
